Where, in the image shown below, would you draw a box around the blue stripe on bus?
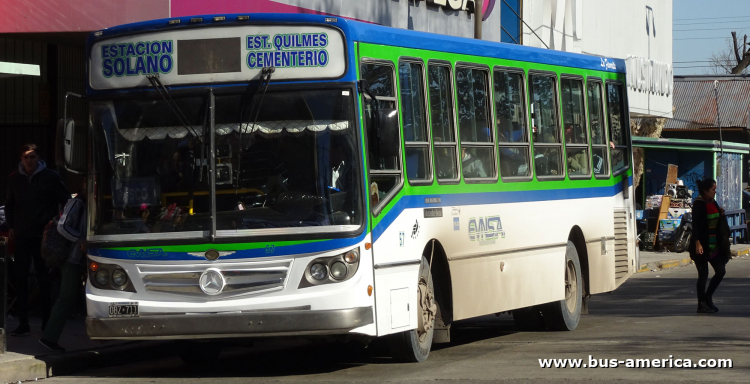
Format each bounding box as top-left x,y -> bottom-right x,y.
88,232 -> 367,261
371,176 -> 633,242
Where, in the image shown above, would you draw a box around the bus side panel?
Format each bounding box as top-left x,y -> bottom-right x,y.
443,196 -> 617,321
371,207 -> 424,337
450,249 -> 565,320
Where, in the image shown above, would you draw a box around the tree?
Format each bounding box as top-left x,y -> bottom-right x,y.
708,32 -> 750,75
631,117 -> 666,189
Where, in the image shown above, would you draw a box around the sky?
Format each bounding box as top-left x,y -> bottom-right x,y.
673,0 -> 750,75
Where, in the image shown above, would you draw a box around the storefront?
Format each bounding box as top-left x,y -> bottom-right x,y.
632,137 -> 749,251
0,60 -> 40,354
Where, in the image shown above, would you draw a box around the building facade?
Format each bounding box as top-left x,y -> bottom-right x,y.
521,0 -> 674,119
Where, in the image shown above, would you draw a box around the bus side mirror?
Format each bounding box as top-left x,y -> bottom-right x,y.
377,108 -> 399,158
56,118 -> 86,174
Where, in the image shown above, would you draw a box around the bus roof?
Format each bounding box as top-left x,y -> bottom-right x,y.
89,12 -> 625,75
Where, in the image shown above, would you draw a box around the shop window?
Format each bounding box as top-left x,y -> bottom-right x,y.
561,77 -> 590,178
529,73 -> 562,178
399,60 -> 431,182
607,82 -> 629,173
456,65 -> 495,180
428,63 -> 459,182
587,79 -> 609,177
494,68 -> 530,179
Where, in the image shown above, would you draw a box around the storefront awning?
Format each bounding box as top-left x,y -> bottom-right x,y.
0,61 -> 40,78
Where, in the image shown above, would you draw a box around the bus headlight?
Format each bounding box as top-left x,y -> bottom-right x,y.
299,247 -> 360,288
112,269 -> 129,286
310,263 -> 328,280
87,258 -> 136,293
95,269 -> 110,285
330,262 -> 347,280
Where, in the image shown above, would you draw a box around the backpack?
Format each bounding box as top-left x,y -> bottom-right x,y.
41,214 -> 76,268
41,197 -> 83,268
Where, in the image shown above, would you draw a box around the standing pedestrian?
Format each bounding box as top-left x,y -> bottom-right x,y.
689,178 -> 729,314
40,182 -> 87,352
5,144 -> 70,336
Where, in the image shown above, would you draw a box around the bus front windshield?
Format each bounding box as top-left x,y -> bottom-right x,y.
91,88 -> 362,238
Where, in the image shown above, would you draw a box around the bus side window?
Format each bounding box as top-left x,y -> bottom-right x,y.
428,63 -> 459,182
529,73 -> 562,178
587,79 -> 609,177
360,61 -> 402,211
560,77 -> 590,178
456,65 -> 495,181
494,68 -> 531,179
606,82 -> 629,173
399,60 -> 431,183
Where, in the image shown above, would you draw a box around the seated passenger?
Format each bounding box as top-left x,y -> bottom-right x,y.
461,148 -> 487,178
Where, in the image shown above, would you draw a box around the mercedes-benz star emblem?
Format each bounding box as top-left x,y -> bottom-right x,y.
199,268 -> 226,295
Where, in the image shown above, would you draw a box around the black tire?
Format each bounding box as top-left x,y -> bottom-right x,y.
674,228 -> 691,253
512,306 -> 546,331
388,257 -> 435,363
178,340 -> 222,365
541,241 -> 583,331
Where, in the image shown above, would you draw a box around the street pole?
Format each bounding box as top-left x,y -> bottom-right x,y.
474,0 -> 483,39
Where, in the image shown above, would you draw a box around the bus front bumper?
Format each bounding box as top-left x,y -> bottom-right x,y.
86,306 -> 374,340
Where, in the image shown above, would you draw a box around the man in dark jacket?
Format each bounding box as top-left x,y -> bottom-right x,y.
5,143 -> 70,336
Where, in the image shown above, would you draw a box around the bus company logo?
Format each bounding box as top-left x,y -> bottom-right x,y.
600,58 -> 617,71
101,40 -> 174,78
265,245 -> 275,254
468,216 -> 505,245
127,248 -> 168,258
246,32 -> 330,69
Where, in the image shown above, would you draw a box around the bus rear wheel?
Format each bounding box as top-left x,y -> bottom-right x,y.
388,256 -> 436,362
541,241 -> 583,331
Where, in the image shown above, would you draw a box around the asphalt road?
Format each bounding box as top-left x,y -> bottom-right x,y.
43,257 -> 750,383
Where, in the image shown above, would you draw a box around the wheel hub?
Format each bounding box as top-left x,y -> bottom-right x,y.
564,260 -> 578,313
417,277 -> 437,340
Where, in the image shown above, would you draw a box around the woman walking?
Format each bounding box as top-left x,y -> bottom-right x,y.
689,178 -> 728,314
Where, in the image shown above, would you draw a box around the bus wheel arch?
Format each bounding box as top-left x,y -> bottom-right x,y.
424,240 -> 453,342
541,241 -> 583,331
568,226 -> 590,301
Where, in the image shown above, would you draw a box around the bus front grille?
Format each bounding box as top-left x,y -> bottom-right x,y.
614,210 -> 629,281
138,259 -> 293,300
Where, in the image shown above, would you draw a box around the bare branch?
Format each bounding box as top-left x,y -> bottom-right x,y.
744,34 -> 748,57
732,31 -> 742,63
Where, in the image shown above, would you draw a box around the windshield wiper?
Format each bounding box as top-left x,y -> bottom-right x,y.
236,66 -> 275,193
147,74 -> 211,187
146,74 -> 203,141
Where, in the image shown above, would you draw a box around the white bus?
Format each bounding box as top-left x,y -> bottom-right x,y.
68,13 -> 637,363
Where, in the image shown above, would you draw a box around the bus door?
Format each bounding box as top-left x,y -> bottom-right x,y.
359,59 -> 422,336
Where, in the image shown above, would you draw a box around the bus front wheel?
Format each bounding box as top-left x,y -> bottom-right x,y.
541,241 -> 583,331
388,256 -> 436,362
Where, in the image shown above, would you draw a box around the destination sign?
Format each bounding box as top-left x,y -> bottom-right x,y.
90,25 -> 346,90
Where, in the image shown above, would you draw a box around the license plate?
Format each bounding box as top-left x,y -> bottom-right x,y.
109,302 -> 139,317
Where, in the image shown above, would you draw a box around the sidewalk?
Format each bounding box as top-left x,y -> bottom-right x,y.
0,315 -> 175,383
638,243 -> 750,273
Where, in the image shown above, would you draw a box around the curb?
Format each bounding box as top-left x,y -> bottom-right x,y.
638,257 -> 693,273
1,341 -> 176,383
638,246 -> 750,273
